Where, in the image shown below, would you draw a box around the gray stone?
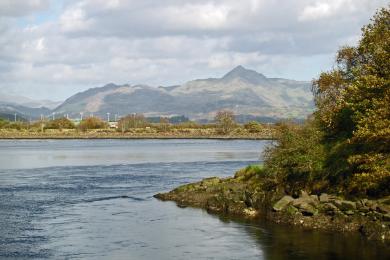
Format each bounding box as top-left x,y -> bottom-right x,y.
273,196 -> 294,211
293,198 -> 318,216
299,190 -> 310,198
358,206 -> 370,213
333,200 -> 356,211
365,200 -> 378,211
321,203 -> 339,215
310,195 -> 319,202
376,204 -> 390,214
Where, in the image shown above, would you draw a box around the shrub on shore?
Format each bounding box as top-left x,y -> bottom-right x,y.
263,7 -> 390,198
44,117 -> 75,130
78,117 -> 108,131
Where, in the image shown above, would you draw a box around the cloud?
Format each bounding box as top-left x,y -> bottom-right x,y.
0,0 -> 388,100
0,0 -> 50,17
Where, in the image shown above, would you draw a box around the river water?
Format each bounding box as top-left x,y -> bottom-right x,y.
0,139 -> 388,259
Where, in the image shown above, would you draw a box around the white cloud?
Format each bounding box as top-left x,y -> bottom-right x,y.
0,0 -> 388,100
0,0 -> 49,17
60,5 -> 94,32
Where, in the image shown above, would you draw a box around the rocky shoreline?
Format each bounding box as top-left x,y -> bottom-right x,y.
154,167 -> 390,244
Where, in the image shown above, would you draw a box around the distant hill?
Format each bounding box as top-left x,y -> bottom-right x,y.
54,66 -> 314,121
0,102 -> 51,121
0,92 -> 61,109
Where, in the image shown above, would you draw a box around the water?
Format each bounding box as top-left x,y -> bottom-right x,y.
0,139 -> 388,259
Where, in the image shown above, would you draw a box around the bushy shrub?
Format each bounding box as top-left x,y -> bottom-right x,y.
44,117 -> 75,130
244,121 -> 263,133
78,117 -> 108,131
0,119 -> 8,128
263,120 -> 326,195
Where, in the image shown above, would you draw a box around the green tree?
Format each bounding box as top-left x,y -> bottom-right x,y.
264,120 -> 326,195
264,7 -> 390,197
45,117 -> 75,130
215,110 -> 236,134
118,114 -> 147,132
312,7 -> 390,196
158,117 -> 170,132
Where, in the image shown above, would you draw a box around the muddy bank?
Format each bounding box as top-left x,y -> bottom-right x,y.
155,167 -> 390,243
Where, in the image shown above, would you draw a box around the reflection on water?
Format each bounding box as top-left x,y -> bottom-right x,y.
0,140 -> 388,259
0,139 -> 266,169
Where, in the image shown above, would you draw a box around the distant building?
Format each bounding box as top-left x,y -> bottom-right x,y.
109,122 -> 118,128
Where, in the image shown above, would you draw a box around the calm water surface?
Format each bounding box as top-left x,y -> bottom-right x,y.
0,139 -> 388,259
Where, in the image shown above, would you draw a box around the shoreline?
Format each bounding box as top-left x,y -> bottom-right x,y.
154,168 -> 390,244
0,133 -> 274,140
0,136 -> 272,140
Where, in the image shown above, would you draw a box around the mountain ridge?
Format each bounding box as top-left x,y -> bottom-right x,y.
53,66 -> 314,120
0,66 -> 314,121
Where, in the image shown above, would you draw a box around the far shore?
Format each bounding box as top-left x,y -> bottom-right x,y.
0,131 -> 274,140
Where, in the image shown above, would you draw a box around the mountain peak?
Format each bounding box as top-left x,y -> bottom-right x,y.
222,65 -> 267,84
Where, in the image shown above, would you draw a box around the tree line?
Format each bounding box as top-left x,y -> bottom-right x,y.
262,7 -> 389,198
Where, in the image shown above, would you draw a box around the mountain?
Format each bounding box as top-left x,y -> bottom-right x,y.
0,102 -> 51,121
54,66 -> 314,121
0,92 -> 61,109
0,92 -> 60,121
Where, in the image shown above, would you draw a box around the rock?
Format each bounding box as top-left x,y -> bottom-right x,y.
345,210 -> 355,215
365,200 -> 378,211
243,207 -> 258,217
376,204 -> 390,214
322,203 -> 339,215
293,198 -> 318,216
358,206 -> 370,213
333,200 -> 356,211
378,196 -> 390,205
310,195 -> 319,202
300,190 -> 310,198
383,213 -> 390,222
319,193 -> 330,203
273,196 -> 294,211
285,205 -> 299,215
243,190 -> 253,207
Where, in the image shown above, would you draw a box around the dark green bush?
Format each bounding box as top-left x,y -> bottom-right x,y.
45,117 -> 75,130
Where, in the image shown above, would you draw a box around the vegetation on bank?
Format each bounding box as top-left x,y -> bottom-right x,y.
0,114 -> 275,139
155,164 -> 390,242
155,7 -> 390,242
262,7 -> 390,198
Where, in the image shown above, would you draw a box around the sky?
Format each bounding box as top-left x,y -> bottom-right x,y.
0,0 -> 388,101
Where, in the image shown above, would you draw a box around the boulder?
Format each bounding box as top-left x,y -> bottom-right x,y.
310,195 -> 319,202
383,213 -> 390,222
376,204 -> 390,214
285,205 -> 299,215
333,200 -> 356,211
322,203 -> 339,215
319,193 -> 330,203
300,190 -> 310,198
273,196 -> 294,211
293,197 -> 318,216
